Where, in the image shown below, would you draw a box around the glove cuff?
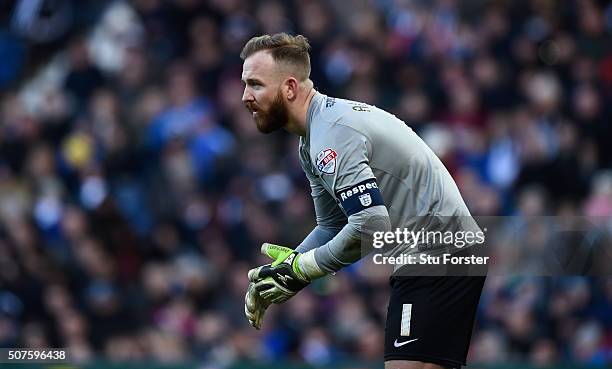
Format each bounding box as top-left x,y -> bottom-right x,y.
298,249 -> 326,280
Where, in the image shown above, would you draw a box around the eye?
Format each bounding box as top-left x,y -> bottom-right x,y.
247,80 -> 263,88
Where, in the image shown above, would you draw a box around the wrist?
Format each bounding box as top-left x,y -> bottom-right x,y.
297,249 -> 326,280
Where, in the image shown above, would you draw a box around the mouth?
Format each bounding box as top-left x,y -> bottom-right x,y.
247,106 -> 259,117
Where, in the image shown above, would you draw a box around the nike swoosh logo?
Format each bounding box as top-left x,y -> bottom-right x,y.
394,338 -> 419,347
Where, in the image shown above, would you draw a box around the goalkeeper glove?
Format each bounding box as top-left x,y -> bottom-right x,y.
244,282 -> 270,330
248,243 -> 325,304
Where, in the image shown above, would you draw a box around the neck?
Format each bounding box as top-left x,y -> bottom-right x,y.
284,85 -> 316,137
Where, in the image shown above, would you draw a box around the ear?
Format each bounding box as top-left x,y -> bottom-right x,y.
283,77 -> 299,101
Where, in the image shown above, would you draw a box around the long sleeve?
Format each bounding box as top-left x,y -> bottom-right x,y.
300,124 -> 392,274
296,150 -> 347,253
314,204 -> 391,273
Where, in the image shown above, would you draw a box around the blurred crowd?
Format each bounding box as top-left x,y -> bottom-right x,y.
1,0 -> 612,366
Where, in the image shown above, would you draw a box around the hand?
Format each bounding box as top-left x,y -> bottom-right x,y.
244,282 -> 270,330
248,243 -> 310,304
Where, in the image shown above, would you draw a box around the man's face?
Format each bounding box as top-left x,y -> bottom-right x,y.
241,51 -> 289,134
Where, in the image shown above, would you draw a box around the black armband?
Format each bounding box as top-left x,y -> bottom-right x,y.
335,178 -> 384,216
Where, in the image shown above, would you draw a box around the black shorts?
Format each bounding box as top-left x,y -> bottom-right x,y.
384,275 -> 486,368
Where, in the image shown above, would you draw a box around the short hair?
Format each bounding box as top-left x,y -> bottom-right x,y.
240,33 -> 311,81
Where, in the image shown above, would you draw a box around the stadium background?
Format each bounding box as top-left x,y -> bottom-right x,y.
1,0 -> 612,367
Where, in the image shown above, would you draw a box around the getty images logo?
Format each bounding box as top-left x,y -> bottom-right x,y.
338,180 -> 379,201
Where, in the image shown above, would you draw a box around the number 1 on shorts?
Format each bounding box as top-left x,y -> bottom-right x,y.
401,303 -> 412,336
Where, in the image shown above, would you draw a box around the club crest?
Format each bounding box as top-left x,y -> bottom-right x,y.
316,148 -> 337,175
358,193 -> 372,206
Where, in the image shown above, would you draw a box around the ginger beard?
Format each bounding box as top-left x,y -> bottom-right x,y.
250,89 -> 289,134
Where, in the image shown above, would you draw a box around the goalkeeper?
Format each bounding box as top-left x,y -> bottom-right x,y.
241,33 -> 486,369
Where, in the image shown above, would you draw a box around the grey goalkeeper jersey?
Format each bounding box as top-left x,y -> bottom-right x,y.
296,92 -> 480,274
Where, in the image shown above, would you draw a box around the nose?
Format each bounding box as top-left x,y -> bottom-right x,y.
242,86 -> 254,103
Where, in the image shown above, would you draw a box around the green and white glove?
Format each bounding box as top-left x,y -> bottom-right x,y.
244,282 -> 270,330
248,243 -> 325,304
